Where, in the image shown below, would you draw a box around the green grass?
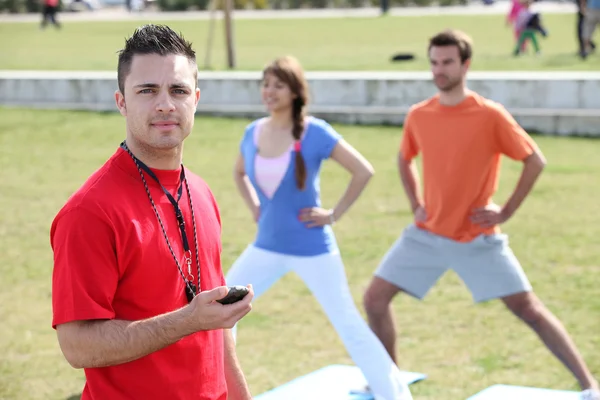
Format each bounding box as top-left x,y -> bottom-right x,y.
0,13 -> 595,72
1,107 -> 599,400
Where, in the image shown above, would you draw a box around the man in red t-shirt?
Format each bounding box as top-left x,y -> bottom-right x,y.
50,24 -> 255,400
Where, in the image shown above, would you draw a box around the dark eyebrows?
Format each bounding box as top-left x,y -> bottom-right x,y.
170,83 -> 192,90
133,82 -> 192,90
430,58 -> 455,63
133,83 -> 159,90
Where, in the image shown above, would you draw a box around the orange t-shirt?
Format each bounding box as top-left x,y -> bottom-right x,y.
400,91 -> 538,242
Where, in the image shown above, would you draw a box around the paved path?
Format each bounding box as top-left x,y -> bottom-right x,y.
0,0 -> 577,23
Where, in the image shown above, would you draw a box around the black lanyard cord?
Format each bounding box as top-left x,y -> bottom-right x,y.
120,141 -> 201,302
136,159 -> 191,254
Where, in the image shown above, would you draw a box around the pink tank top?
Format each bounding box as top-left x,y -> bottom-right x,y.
254,119 -> 292,199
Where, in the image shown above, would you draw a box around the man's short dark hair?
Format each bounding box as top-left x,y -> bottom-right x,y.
117,24 -> 197,94
428,29 -> 473,63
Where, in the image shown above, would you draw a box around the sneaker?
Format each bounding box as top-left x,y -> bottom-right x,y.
581,389 -> 600,400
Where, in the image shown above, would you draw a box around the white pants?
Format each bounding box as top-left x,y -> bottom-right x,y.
226,245 -> 413,400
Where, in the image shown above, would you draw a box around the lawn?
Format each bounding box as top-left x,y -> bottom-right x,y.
0,107 -> 599,400
0,13 -> 594,72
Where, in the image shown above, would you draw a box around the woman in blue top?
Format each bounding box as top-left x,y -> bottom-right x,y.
226,56 -> 413,400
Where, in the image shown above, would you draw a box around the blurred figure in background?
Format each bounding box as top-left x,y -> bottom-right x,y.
581,0 -> 600,58
507,0 -> 528,52
577,0 -> 596,56
381,0 -> 389,15
40,0 -> 61,30
513,0 -> 549,55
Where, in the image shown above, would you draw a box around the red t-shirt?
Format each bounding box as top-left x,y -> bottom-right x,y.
50,147 -> 227,400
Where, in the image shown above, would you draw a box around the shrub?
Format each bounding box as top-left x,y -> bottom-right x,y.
156,0 -> 192,11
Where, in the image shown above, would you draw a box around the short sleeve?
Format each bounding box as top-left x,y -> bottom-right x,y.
492,104 -> 538,160
50,206 -> 119,329
400,110 -> 419,161
314,120 -> 342,160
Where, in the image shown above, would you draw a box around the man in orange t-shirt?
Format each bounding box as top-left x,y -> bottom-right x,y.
363,29 -> 599,399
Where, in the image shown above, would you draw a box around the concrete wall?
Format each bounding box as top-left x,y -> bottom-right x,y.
1,70 -> 599,136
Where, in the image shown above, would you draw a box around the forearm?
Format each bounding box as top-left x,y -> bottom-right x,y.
58,307 -> 195,369
502,151 -> 546,218
332,169 -> 373,221
223,330 -> 252,400
234,174 -> 260,213
398,156 -> 423,212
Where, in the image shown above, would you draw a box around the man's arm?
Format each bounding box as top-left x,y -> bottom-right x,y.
471,148 -> 546,228
501,149 -> 546,219
397,111 -> 423,214
491,104 -> 547,222
57,286 -> 254,369
57,307 -> 196,369
223,329 -> 252,400
398,152 -> 423,213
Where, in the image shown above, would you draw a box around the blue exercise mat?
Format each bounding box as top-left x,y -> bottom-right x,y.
255,364 -> 426,400
467,384 -> 580,400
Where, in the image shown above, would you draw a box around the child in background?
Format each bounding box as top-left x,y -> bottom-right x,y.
516,0 -> 548,36
513,0 -> 549,55
507,0 -> 527,52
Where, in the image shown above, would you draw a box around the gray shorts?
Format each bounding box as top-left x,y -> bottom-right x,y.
374,224 -> 532,303
583,9 -> 600,40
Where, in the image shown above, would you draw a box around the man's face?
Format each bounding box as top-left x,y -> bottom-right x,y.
429,45 -> 469,92
115,53 -> 200,153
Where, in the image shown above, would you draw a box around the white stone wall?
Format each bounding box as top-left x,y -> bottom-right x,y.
1,70 -> 599,136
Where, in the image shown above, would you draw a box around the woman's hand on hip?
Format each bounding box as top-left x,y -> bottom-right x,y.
298,207 -> 335,228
